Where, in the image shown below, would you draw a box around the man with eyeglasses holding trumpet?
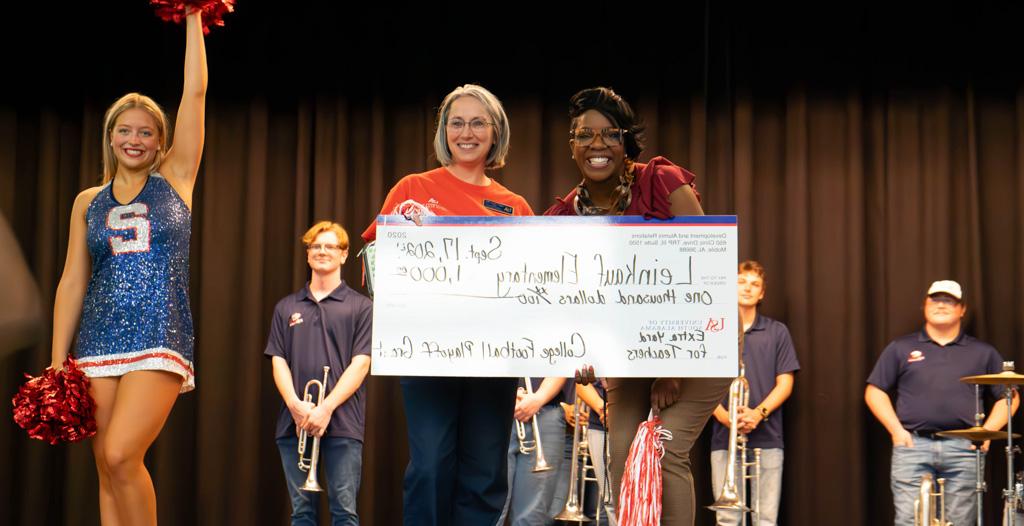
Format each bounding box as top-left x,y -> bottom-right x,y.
497,376 -> 568,525
265,221 -> 373,526
866,280 -> 1018,526
709,261 -> 800,526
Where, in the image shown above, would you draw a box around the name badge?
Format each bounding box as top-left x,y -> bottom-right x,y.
483,199 -> 514,215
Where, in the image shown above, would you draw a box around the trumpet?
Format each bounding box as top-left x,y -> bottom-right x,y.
708,367 -> 762,525
515,377 -> 553,473
297,366 -> 329,493
555,395 -> 593,523
914,473 -> 952,526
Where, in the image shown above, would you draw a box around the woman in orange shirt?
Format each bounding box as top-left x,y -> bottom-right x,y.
362,84 -> 532,526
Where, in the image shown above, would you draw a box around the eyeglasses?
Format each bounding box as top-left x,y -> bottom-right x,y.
447,118 -> 495,134
307,243 -> 343,252
571,127 -> 627,147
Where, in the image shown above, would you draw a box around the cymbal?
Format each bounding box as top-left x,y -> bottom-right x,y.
935,427 -> 1022,441
960,371 -> 1024,385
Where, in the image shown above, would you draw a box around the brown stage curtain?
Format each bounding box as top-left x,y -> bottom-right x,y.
3,84 -> 1024,525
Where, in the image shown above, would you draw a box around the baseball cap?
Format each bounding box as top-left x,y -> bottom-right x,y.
927,280 -> 962,300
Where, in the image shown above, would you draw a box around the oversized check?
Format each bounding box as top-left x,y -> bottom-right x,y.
371,215 -> 738,378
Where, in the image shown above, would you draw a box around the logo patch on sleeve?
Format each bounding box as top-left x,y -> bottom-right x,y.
483,199 -> 514,215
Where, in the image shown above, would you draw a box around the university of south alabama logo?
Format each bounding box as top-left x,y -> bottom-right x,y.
907,350 -> 925,363
289,313 -> 304,327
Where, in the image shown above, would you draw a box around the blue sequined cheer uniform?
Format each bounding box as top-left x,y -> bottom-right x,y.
76,173 -> 195,392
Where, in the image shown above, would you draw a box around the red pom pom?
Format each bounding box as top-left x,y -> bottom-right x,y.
11,358 -> 97,445
151,0 -> 235,34
618,414 -> 673,526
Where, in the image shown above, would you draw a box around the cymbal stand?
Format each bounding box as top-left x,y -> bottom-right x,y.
975,383 -> 986,526
1004,362 -> 1019,526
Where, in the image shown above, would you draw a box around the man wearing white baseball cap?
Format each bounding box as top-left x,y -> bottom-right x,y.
865,280 -> 1019,525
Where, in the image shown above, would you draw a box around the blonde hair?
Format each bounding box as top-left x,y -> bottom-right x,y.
301,221 -> 350,250
101,93 -> 169,183
433,84 -> 511,169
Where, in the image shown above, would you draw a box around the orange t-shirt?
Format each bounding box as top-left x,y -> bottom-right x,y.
361,166 -> 534,242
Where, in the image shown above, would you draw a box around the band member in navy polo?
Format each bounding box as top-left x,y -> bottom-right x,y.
709,261 -> 800,526
865,280 -> 1018,525
265,221 -> 373,526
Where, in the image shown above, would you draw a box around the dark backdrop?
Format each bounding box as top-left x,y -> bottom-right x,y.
3,1 -> 1024,524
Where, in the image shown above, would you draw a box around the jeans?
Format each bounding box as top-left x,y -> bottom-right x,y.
550,427 -> 574,519
891,435 -> 978,526
710,448 -> 784,526
496,405 -> 566,525
276,435 -> 363,526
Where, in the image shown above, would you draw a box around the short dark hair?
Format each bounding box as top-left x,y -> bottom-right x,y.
569,87 -> 645,160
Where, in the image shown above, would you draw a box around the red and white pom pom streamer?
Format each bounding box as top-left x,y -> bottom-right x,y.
151,0 -> 236,34
618,411 -> 673,526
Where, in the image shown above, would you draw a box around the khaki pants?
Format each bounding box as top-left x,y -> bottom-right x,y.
606,376 -> 732,526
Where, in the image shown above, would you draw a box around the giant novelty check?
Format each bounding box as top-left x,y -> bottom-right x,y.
371,215 -> 738,378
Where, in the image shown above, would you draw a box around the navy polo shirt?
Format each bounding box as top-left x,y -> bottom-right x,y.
711,314 -> 801,451
866,328 -> 1005,432
264,281 -> 373,441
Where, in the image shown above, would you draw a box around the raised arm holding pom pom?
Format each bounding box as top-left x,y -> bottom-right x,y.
31,8 -> 209,525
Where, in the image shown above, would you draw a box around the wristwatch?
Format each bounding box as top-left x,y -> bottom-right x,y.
758,406 -> 770,420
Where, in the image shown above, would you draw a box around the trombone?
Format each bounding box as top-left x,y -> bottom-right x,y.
556,394 -> 594,523
516,377 -> 553,473
297,366 -> 329,493
708,365 -> 762,526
